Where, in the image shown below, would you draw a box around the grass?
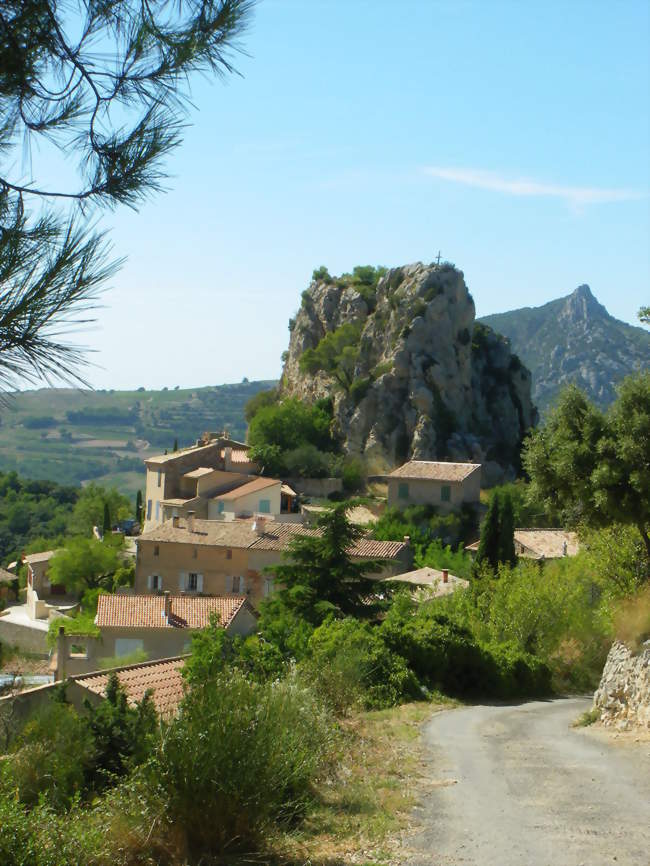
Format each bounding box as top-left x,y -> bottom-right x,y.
573,707 -> 601,728
273,698 -> 455,865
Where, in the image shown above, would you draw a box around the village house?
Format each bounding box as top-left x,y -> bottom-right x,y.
135,515 -> 411,604
143,433 -> 259,531
78,592 -> 258,666
386,460 -> 481,512
383,566 -> 469,598
465,529 -> 579,561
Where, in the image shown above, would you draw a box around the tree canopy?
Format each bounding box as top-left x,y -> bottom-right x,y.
299,322 -> 363,391
0,0 -> 253,386
48,537 -> 122,594
524,372 -> 650,562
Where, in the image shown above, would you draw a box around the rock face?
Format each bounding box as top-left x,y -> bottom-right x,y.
480,285 -> 650,415
592,640 -> 650,730
281,263 -> 536,481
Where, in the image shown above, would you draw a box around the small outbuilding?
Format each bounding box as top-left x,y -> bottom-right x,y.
386,460 -> 481,512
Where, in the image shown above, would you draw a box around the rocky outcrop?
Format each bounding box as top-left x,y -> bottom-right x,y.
281,263 -> 537,481
480,285 -> 650,414
592,640 -> 650,730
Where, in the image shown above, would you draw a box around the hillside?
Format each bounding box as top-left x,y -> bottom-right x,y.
0,381 -> 275,496
480,286 -> 650,414
280,263 -> 536,483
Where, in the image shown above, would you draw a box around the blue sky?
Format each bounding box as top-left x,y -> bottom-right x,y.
33,0 -> 650,389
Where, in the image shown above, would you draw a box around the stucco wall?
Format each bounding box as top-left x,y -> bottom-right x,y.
0,617 -> 49,654
209,483 -> 281,519
387,473 -> 480,511
136,539 -> 252,595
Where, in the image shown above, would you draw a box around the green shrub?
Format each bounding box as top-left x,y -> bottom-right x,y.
283,443 -> 331,478
3,701 -> 96,812
152,671 -> 334,858
305,617 -> 418,712
341,457 -> 366,492
349,375 -> 372,405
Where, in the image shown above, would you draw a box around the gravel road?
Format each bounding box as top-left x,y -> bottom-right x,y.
407,697 -> 650,866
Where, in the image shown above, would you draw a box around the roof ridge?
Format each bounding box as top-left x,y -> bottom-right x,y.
70,654 -> 188,682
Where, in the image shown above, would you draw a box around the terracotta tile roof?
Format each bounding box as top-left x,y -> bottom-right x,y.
514,529 -> 579,560
139,517 -> 406,560
24,550 -> 56,564
145,440 -> 224,466
465,530 -> 579,560
387,461 -> 481,482
74,656 -> 186,717
95,594 -> 250,629
222,448 -> 255,464
383,566 -> 469,595
139,518 -> 260,548
215,476 -> 280,501
183,467 -> 217,478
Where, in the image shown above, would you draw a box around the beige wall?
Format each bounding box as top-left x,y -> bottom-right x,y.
387,472 -> 480,512
93,607 -> 257,665
136,539 -> 256,597
208,483 -> 281,519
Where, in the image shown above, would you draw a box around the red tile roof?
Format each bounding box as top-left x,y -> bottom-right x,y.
74,656 -> 186,717
388,461 -> 481,482
216,476 -> 280,501
95,594 -> 250,630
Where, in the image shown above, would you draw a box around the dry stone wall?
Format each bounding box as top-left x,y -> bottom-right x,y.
592,640 -> 650,730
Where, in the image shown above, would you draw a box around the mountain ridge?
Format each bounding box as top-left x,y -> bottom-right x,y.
480,285 -> 649,413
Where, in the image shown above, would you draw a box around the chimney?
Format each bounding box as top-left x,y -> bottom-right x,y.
187,511 -> 195,533
172,514 -> 180,529
163,590 -> 171,621
56,626 -> 67,682
442,569 -> 449,584
403,535 -> 410,547
252,516 -> 267,536
224,446 -> 233,472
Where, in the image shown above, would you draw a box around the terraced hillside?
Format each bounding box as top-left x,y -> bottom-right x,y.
0,381 -> 276,496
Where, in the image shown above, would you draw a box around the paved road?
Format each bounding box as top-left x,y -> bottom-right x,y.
407,698 -> 650,866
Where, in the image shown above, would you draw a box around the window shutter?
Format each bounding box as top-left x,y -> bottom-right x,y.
179,572 -> 186,590
147,574 -> 152,590
157,576 -> 163,591
197,574 -> 203,593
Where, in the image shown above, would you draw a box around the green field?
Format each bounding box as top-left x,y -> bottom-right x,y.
0,381 -> 276,498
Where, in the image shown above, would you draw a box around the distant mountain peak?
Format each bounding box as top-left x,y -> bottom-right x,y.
479,286 -> 650,414
564,284 -> 608,321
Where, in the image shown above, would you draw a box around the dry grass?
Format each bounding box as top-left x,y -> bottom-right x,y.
272,699 -> 454,866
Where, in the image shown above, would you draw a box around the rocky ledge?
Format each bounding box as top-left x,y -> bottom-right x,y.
280,262 -> 537,481
592,640 -> 650,730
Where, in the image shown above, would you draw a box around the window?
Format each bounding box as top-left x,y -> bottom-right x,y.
115,638 -> 144,657
398,482 -> 409,500
264,577 -> 275,597
155,501 -> 160,521
441,485 -> 451,502
217,501 -> 225,514
157,469 -> 162,488
154,545 -> 159,557
148,574 -> 162,591
188,572 -> 199,591
258,498 -> 271,514
146,499 -> 152,520
226,549 -> 232,560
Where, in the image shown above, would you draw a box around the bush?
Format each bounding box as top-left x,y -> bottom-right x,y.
152,671 -> 334,858
248,398 -> 334,454
283,443 -> 331,478
341,457 -> 366,492
3,700 -> 96,812
305,617 -> 418,712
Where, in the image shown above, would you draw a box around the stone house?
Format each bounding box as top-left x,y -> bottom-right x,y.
86,592 -> 257,665
143,434 -> 258,531
135,516 -> 411,604
386,461 -> 482,511
465,529 -> 579,561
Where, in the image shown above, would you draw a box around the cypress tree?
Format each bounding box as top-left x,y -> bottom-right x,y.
475,493 -> 500,572
135,490 -> 143,522
498,492 -> 517,567
173,438 -> 178,452
103,502 -> 111,535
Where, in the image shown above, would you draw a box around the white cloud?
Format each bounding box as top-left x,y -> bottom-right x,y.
423,166 -> 645,207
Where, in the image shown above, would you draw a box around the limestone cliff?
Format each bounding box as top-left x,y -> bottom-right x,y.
280,263 -> 537,482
